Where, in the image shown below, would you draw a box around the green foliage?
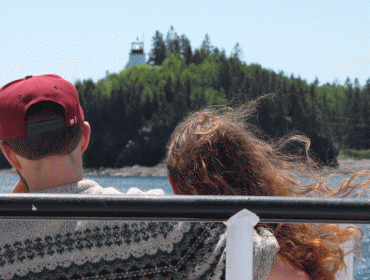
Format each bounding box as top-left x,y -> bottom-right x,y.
203,88 -> 227,106
72,26 -> 369,168
147,30 -> 166,66
339,149 -> 370,160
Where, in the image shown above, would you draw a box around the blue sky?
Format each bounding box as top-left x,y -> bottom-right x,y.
1,0 -> 369,87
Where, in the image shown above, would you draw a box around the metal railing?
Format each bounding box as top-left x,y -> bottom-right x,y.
0,194 -> 369,224
0,194 -> 365,280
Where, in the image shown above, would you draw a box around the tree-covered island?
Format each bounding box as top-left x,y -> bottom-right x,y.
1,26 -> 369,169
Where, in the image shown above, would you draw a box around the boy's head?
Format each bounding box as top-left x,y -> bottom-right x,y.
0,74 -> 85,160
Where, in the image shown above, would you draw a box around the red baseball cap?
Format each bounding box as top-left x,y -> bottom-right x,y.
0,74 -> 84,141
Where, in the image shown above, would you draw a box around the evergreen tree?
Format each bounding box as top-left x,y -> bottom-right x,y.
191,49 -> 200,65
321,92 -> 329,133
164,77 -> 173,103
230,42 -> 243,61
288,81 -> 305,131
217,56 -> 231,96
228,56 -> 244,99
342,78 -> 364,148
180,35 -> 192,65
191,48 -> 209,65
344,78 -> 353,128
281,79 -> 288,96
350,80 -> 362,148
344,77 -> 353,113
261,70 -> 270,94
165,25 -> 180,55
184,76 -> 192,108
147,31 -> 167,66
269,72 -> 278,93
201,33 -> 213,54
249,67 -> 262,99
363,79 -> 370,148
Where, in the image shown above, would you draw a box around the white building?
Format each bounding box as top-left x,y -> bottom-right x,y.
125,38 -> 146,69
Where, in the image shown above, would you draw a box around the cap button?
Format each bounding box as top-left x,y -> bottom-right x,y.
25,75 -> 32,79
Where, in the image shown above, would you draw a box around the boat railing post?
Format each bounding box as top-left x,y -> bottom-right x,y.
224,209 -> 259,280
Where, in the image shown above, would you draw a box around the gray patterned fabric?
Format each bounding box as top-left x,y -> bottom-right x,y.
0,180 -> 279,279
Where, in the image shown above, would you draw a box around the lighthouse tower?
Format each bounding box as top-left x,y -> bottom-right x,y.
125,37 -> 146,69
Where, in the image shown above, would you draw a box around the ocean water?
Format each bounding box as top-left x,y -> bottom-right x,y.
0,173 -> 370,279
0,174 -> 174,194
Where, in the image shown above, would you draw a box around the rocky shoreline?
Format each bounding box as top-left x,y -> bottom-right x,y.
332,159 -> 370,175
1,159 -> 370,177
0,159 -> 369,176
87,159 -> 370,177
83,163 -> 169,177
0,163 -> 168,177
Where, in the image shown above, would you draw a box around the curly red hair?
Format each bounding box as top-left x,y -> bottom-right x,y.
166,103 -> 368,280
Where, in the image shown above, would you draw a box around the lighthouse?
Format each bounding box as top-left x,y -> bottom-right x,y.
125,37 -> 146,69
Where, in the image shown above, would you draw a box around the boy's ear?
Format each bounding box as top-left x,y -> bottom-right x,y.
80,121 -> 91,153
0,141 -> 22,170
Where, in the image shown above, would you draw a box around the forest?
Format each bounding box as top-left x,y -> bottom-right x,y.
1,26 -> 369,169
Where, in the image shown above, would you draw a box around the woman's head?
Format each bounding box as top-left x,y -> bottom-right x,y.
166,106 -> 311,197
166,104 -> 368,280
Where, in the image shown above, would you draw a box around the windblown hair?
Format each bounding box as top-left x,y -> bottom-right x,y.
4,101 -> 82,160
166,101 -> 369,280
